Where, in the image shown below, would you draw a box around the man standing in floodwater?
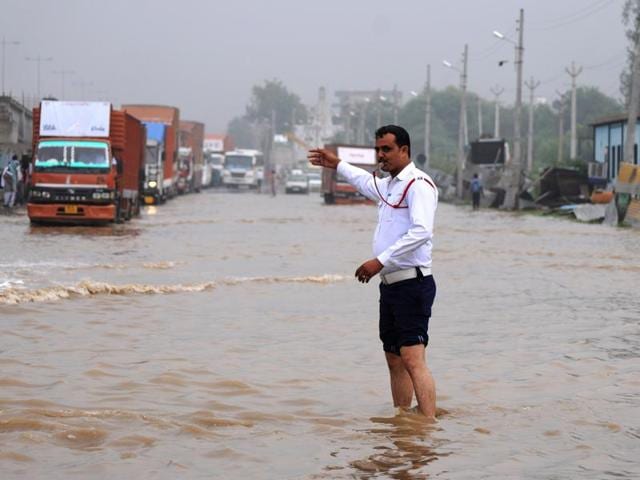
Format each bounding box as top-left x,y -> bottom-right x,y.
308,125 -> 439,419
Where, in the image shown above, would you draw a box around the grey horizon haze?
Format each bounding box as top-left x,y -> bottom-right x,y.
0,0 -> 627,133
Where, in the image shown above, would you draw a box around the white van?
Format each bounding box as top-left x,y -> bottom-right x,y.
221,149 -> 264,189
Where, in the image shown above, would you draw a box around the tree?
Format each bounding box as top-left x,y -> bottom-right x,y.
245,79 -> 308,134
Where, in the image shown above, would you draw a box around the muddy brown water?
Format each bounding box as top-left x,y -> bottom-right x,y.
1,191 -> 639,479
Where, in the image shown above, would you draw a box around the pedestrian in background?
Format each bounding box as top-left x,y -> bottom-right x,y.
2,157 -> 17,209
471,173 -> 483,211
308,125 -> 439,419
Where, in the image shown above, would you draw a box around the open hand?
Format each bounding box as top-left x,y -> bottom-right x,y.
307,149 -> 340,169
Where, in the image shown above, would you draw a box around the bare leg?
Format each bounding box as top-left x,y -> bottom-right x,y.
385,352 -> 414,408
400,344 -> 436,419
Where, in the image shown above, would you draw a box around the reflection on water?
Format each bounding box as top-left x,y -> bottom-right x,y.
1,191 -> 639,479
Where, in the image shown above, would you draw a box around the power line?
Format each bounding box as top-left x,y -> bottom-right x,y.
532,0 -> 617,31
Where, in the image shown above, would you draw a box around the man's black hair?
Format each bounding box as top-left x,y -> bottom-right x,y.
375,125 -> 411,157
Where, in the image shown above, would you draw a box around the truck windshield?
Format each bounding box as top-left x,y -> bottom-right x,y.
145,144 -> 159,165
36,140 -> 109,170
224,155 -> 253,170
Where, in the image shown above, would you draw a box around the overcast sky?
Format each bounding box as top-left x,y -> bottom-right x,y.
1,0 -> 628,132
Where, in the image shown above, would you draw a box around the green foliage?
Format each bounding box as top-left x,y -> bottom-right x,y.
245,79 -> 308,134
397,84 -> 622,178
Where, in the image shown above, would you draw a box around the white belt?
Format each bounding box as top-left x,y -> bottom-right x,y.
380,267 -> 431,285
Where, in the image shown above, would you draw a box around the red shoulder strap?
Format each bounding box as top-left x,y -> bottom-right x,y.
391,177 -> 436,209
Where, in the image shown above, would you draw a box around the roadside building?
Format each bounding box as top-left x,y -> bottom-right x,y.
592,114 -> 640,183
0,96 -> 33,165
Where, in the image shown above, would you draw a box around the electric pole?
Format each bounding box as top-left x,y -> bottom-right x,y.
393,84 -> 399,124
425,64 -> 432,169
457,43 -> 468,199
624,28 -> 640,166
52,68 -> 74,100
524,76 -> 540,173
504,8 -> 525,210
477,97 -> 483,138
490,85 -> 504,137
25,54 -> 53,101
556,90 -> 566,164
1,36 -> 21,95
566,61 -> 582,159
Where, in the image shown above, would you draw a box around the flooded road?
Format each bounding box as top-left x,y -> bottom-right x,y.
1,191 -> 639,479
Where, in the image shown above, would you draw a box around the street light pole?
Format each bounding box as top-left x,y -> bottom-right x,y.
490,85 -> 504,137
1,36 -> 21,95
25,54 -> 53,102
425,64 -> 431,169
52,68 -> 74,100
495,8 -> 525,209
524,76 -> 540,173
457,44 -> 468,199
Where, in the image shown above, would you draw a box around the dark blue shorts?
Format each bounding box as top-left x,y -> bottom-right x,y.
379,274 -> 436,356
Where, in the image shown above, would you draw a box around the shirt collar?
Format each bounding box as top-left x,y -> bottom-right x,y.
394,162 -> 416,182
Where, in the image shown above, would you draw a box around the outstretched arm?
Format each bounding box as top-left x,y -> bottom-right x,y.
308,148 -> 340,169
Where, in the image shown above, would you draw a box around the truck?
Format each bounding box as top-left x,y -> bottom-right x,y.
122,104 -> 179,204
221,149 -> 264,189
463,137 -> 509,208
204,134 -> 234,187
320,144 -> 377,204
28,100 -> 145,224
178,120 -> 205,193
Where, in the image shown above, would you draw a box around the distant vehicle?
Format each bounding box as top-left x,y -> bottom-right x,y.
204,151 -> 224,187
123,104 -> 180,204
321,144 -> 376,204
285,171 -> 309,194
28,101 -> 145,224
465,137 -> 509,207
221,149 -> 264,189
178,120 -> 205,193
307,172 -> 321,192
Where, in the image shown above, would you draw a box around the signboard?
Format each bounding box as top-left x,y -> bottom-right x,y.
204,138 -> 224,152
337,146 -> 376,165
40,101 -> 111,137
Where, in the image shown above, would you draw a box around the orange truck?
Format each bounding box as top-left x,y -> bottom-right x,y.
321,143 -> 377,204
122,104 -> 179,204
28,100 -> 145,224
178,120 -> 205,193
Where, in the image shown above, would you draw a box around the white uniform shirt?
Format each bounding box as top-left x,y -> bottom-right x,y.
336,161 -> 438,275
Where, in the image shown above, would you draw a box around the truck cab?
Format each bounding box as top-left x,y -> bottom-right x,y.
221,149 -> 264,189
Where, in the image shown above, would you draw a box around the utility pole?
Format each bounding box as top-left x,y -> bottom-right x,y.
504,8 -> 524,210
52,68 -> 74,100
424,64 -> 432,169
566,61 -> 582,159
477,97 -> 483,138
624,28 -> 640,166
1,36 -> 21,95
556,90 -> 566,164
392,84 -> 399,124
456,43 -> 468,199
376,89 -> 382,126
490,85 -> 504,137
25,54 -> 53,101
524,76 -> 540,173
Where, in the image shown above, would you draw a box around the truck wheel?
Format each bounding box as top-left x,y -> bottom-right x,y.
324,193 -> 335,204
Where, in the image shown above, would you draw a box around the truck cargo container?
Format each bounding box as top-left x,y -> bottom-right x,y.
122,104 -> 179,204
28,101 -> 145,224
320,144 -> 376,204
178,120 -> 205,193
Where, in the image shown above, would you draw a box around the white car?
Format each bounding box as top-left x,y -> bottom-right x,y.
307,172 -> 321,192
285,172 -> 309,194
